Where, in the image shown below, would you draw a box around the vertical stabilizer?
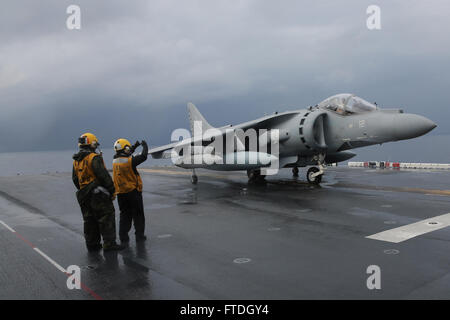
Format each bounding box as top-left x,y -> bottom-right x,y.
187,102 -> 214,135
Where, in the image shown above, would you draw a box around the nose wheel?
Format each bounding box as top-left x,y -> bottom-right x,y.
306,167 -> 322,184
307,154 -> 325,184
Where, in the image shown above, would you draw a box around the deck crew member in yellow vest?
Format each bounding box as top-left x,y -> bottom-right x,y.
72,132 -> 125,252
112,138 -> 148,243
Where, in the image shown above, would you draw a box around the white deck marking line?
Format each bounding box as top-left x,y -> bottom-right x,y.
0,220 -> 16,233
366,213 -> 450,243
33,248 -> 67,274
1,219 -> 66,273
0,219 -> 102,299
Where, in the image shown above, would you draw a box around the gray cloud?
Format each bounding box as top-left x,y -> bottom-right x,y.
0,0 -> 449,152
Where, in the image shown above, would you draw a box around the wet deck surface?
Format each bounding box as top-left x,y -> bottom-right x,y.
0,167 -> 449,299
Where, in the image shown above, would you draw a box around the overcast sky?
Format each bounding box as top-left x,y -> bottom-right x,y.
1,0 -> 449,152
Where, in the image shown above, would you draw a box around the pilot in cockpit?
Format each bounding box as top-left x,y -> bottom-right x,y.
318,94 -> 377,116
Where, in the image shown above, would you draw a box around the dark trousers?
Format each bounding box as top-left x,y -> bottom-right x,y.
78,192 -> 117,249
117,189 -> 145,241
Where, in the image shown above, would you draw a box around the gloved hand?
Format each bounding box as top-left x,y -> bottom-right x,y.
111,194 -> 116,201
130,141 -> 141,153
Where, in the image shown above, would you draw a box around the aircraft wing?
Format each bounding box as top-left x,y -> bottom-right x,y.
232,111 -> 299,131
148,109 -> 300,159
148,132 -> 228,159
148,142 -> 180,159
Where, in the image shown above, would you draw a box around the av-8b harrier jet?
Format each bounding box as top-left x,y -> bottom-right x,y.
148,94 -> 436,184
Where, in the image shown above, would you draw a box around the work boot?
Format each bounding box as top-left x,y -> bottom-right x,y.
103,242 -> 126,251
136,235 -> 147,242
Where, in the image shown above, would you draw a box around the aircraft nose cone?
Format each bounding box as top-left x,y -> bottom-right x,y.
394,114 -> 437,140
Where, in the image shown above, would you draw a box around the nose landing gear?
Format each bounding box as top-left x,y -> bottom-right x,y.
306,167 -> 322,184
306,154 -> 325,184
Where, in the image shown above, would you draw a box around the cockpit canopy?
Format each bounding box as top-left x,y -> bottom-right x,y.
318,94 -> 377,115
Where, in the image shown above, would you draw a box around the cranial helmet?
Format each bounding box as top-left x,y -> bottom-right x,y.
114,138 -> 132,153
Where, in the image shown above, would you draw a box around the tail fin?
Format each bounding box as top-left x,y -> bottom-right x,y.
187,102 -> 214,134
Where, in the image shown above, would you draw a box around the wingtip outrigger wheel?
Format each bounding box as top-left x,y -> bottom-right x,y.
191,169 -> 198,184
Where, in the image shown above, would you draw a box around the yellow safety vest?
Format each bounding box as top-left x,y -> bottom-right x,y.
112,156 -> 143,194
73,153 -> 98,189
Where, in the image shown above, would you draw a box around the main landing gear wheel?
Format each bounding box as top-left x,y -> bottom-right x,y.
247,169 -> 266,183
292,167 -> 299,177
307,167 -> 322,184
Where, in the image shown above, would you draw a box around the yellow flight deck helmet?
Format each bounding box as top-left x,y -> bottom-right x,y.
114,138 -> 132,152
78,132 -> 99,149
